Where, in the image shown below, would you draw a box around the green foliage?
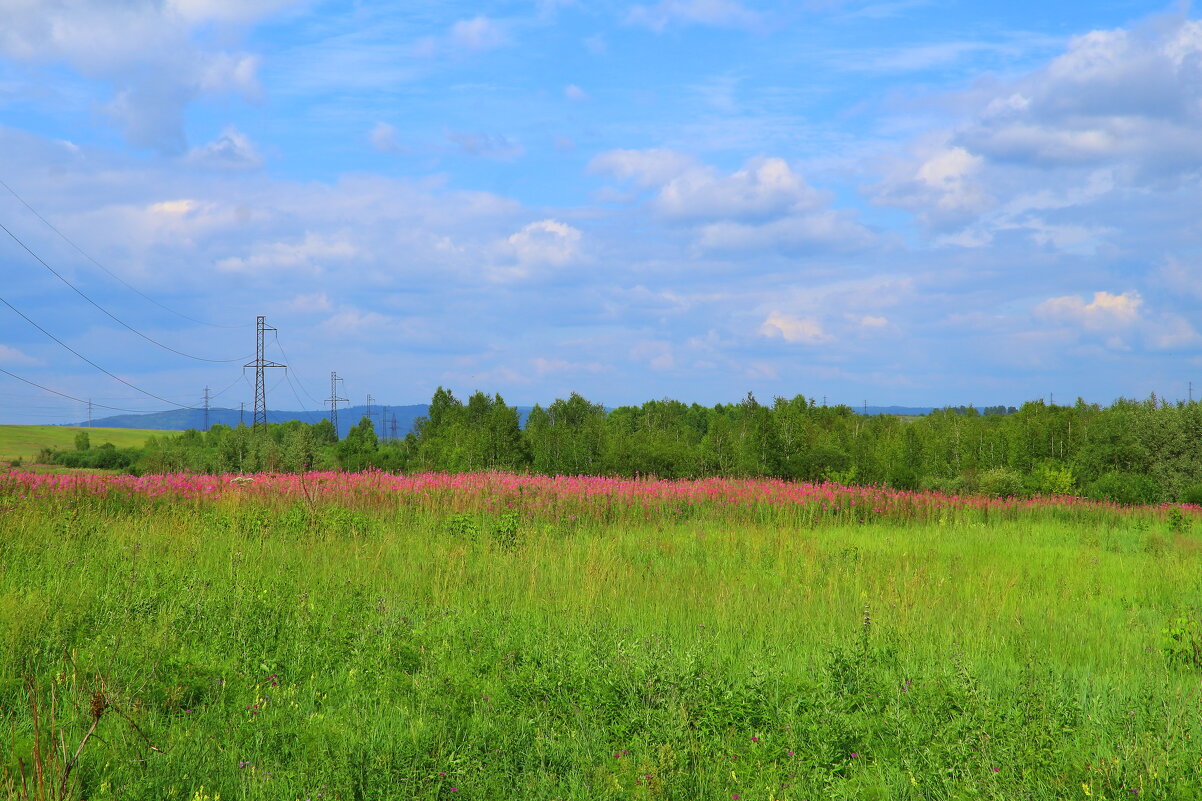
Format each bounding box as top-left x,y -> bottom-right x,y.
73,431 -> 91,451
1161,615 -> 1202,670
22,393 -> 1202,505
1086,471 -> 1162,506
1031,462 -> 1077,495
977,467 -> 1026,497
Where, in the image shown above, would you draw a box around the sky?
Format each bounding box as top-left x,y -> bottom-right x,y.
1,0 -> 1200,424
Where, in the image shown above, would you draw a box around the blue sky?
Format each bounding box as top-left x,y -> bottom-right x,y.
1,0 -> 1200,423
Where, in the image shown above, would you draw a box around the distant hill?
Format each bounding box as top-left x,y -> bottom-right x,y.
78,403 -> 999,436
79,405 -> 534,439
858,405 -> 936,416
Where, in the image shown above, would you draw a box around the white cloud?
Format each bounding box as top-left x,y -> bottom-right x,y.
166,0 -> 299,25
1147,315 -> 1202,351
216,232 -> 358,275
533,357 -> 607,376
449,16 -> 508,52
285,292 -> 332,313
956,19 -> 1202,174
630,340 -> 676,370
655,157 -> 824,222
697,210 -> 874,253
759,312 -> 831,344
446,130 -> 524,160
0,344 -> 39,366
589,148 -> 697,187
186,127 -> 262,170
1035,290 -> 1142,331
505,219 -> 583,270
369,122 -> 401,153
564,84 -> 588,101
627,0 -> 763,32
0,0 -> 274,152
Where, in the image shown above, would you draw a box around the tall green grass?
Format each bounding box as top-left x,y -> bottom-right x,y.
2,494 -> 1200,799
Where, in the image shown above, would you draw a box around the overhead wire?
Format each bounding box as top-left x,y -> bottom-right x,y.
271,331 -> 324,406
282,369 -> 310,412
0,176 -> 247,330
0,364 -> 164,413
0,291 -> 202,409
0,218 -> 250,363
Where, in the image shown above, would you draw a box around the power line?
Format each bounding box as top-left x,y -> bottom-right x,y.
0,175 -> 247,330
0,290 -> 202,409
271,331 -> 323,406
283,370 -> 309,412
0,364 -> 163,412
0,217 -> 249,363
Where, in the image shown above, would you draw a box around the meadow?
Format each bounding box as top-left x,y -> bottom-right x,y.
1,470 -> 1200,800
0,426 -> 161,465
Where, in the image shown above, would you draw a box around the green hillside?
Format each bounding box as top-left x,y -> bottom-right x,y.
0,425 -> 160,464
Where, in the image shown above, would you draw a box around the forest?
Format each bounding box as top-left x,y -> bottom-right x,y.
41,388 -> 1201,505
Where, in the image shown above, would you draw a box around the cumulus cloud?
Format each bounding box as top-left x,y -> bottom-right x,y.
593,149 -> 873,253
504,220 -> 583,271
186,127 -> 263,170
759,312 -> 831,344
874,145 -> 991,230
956,20 -> 1202,174
627,0 -> 763,32
655,157 -> 825,222
1035,290 -> 1142,331
874,16 -> 1202,250
0,0 -> 277,152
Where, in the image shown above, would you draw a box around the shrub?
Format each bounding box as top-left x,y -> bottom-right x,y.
1031,463 -> 1077,496
1162,615 -> 1202,670
1180,484 -> 1202,505
1086,471 -> 1161,506
977,467 -> 1025,498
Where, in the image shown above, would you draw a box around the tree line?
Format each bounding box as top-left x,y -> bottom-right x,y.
41,388 -> 1202,505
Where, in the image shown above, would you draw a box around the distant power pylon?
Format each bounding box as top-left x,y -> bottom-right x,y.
366,394 -> 375,429
389,408 -> 399,440
203,386 -> 210,431
243,316 -> 286,430
325,372 -> 347,437
239,401 -> 245,427
87,399 -> 93,428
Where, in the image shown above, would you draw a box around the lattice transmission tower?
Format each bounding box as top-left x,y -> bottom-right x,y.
325,371 -> 347,437
243,316 -> 286,430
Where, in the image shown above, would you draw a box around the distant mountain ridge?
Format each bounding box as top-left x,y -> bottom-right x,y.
76,405 -> 430,441
76,403 -> 952,436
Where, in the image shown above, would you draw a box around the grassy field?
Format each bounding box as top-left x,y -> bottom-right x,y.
1,472 -> 1200,800
0,425 -> 161,464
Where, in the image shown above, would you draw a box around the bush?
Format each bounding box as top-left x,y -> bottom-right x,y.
977,467 -> 1025,498
1180,484 -> 1202,505
1086,471 -> 1161,506
1031,463 -> 1077,496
